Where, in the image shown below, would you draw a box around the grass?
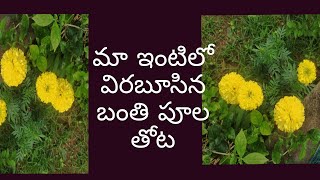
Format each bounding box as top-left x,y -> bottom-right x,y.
0,103 -> 88,174
202,15 -> 320,80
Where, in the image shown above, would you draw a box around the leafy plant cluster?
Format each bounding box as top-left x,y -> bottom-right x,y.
251,27 -> 313,108
286,15 -> 320,38
0,14 -> 88,173
202,15 -> 320,165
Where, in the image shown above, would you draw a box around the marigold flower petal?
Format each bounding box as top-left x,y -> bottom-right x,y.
218,72 -> 245,105
297,59 -> 316,85
274,96 -> 305,133
52,78 -> 74,113
237,81 -> 264,111
36,72 -> 59,104
1,48 -> 27,87
0,99 -> 7,126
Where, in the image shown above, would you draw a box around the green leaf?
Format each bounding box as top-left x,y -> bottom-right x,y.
7,159 -> 16,169
32,14 -> 54,27
36,56 -> 48,72
202,123 -> 208,135
229,152 -> 237,164
287,21 -> 296,28
307,129 -> 320,143
20,14 -> 29,41
260,121 -> 273,136
73,71 -> 87,81
227,128 -> 235,140
207,124 -> 222,142
247,128 -> 259,144
202,154 -> 212,165
59,14 -> 66,27
272,139 -> 283,164
243,152 -> 268,164
39,36 -> 51,55
235,107 -> 245,131
29,45 -> 39,61
299,139 -> 308,160
51,22 -> 61,52
84,46 -> 89,59
250,110 -> 263,126
0,17 -> 7,33
235,129 -> 247,157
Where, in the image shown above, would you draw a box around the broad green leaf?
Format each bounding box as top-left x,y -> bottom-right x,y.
51,22 -> 61,52
0,17 -> 7,32
260,121 -> 273,136
235,129 -> 247,157
20,14 -> 29,41
29,45 -> 39,61
299,139 -> 308,160
32,14 -> 54,27
40,36 -> 51,55
36,56 -> 48,72
272,138 -> 283,164
250,110 -> 263,126
243,152 -> 268,164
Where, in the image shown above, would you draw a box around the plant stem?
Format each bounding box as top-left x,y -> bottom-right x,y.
211,150 -> 230,156
64,24 -> 87,31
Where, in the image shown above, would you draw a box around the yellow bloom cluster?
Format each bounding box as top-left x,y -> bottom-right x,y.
1,48 -> 27,87
0,100 -> 7,126
36,72 -> 74,113
274,96 -> 305,133
218,72 -> 245,104
238,81 -> 264,111
52,78 -> 75,113
36,72 -> 58,104
297,59 -> 316,85
218,72 -> 264,110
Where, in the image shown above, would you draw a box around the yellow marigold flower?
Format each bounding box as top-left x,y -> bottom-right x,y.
1,48 -> 27,87
297,59 -> 316,85
52,78 -> 74,113
36,72 -> 58,104
274,96 -> 304,133
0,100 -> 7,126
218,72 -> 245,104
238,81 -> 264,111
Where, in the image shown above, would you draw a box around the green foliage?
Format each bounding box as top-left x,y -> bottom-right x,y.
286,15 -> 320,38
242,152 -> 268,164
202,15 -> 320,165
235,129 -> 246,158
0,14 -> 88,173
252,27 -> 313,109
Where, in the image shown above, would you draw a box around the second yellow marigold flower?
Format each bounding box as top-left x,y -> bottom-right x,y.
237,81 -> 264,111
